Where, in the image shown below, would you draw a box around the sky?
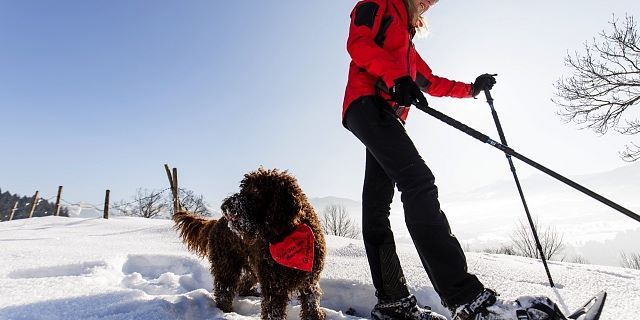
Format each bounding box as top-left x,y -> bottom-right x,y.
1,0 -> 639,208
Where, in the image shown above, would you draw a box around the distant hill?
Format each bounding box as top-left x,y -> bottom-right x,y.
433,162 -> 640,266
309,196 -> 361,219
308,163 -> 640,267
441,161 -> 640,204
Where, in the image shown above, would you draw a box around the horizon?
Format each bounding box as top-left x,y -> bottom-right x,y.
5,160 -> 636,268
4,159 -> 638,208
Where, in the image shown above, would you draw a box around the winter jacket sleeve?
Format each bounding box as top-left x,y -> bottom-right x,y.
346,0 -> 409,89
414,49 -> 473,98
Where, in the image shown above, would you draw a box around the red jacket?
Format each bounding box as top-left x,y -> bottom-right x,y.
343,0 -> 472,122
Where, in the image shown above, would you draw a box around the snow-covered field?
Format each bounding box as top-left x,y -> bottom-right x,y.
0,216 -> 638,320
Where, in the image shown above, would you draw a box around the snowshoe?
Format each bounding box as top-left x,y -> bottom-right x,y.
451,289 -> 606,320
371,294 -> 447,320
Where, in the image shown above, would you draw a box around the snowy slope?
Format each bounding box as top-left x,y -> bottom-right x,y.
307,164 -> 640,268
0,217 -> 638,320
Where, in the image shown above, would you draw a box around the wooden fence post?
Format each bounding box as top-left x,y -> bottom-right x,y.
103,190 -> 110,219
172,167 -> 181,211
54,186 -> 63,216
164,164 -> 176,211
164,164 -> 180,214
9,201 -> 18,221
28,191 -> 40,218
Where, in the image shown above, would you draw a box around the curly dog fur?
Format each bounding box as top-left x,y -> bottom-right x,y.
173,168 -> 326,320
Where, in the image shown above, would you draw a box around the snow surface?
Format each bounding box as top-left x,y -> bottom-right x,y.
0,217 -> 638,320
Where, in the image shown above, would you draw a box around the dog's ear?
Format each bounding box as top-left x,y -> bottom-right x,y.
266,170 -> 305,228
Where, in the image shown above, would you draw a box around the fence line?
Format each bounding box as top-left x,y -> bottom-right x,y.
2,187 -> 172,222
2,165 -> 186,222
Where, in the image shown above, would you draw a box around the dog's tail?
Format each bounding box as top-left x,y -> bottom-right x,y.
173,211 -> 217,258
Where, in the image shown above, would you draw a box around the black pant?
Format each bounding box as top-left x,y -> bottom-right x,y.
345,96 -> 484,308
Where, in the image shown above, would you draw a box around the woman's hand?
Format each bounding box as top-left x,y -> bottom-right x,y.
391,76 -> 427,107
471,74 -> 497,97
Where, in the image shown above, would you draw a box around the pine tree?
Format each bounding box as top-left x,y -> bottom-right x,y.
0,189 -> 68,221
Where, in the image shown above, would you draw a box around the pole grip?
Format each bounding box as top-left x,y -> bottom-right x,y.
484,88 -> 494,103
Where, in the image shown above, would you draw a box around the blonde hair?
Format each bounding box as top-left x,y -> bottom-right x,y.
403,0 -> 428,35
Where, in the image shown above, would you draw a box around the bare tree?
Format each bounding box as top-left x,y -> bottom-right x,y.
562,255 -> 590,265
178,189 -> 211,216
483,244 -> 517,256
554,15 -> 640,161
510,218 -> 565,260
116,188 -> 167,218
320,204 -> 361,239
620,251 -> 640,269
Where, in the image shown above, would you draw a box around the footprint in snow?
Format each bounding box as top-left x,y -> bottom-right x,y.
8,261 -> 108,279
120,254 -> 213,296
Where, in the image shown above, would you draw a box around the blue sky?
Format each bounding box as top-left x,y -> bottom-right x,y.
1,0 -> 639,208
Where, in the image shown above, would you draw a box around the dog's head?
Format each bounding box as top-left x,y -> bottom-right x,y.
221,168 -> 306,240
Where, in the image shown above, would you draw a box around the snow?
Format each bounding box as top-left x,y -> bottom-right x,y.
0,217 -> 638,320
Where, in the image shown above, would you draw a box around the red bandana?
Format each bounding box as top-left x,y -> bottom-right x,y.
269,223 -> 315,272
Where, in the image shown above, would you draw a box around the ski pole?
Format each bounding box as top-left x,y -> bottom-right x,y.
483,89 -> 555,288
409,98 -> 640,224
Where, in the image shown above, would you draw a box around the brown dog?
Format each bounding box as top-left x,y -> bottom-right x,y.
173,168 -> 326,320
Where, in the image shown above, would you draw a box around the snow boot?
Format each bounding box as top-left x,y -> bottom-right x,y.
371,295 -> 447,320
451,289 -> 565,320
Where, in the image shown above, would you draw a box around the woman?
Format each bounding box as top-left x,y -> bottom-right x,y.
342,0 -> 559,319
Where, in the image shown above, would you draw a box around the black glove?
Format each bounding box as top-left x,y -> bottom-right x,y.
471,73 -> 497,97
390,76 -> 427,107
